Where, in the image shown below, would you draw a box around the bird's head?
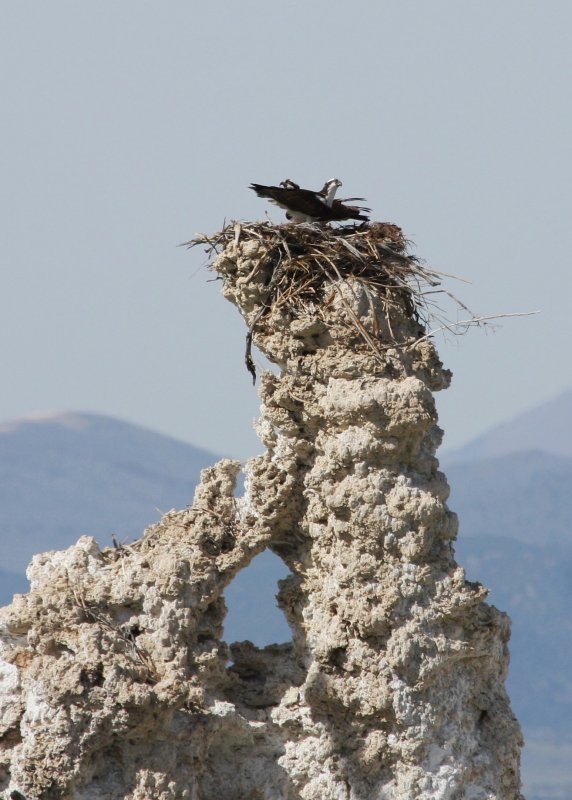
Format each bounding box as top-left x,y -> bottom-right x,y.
322,178 -> 342,206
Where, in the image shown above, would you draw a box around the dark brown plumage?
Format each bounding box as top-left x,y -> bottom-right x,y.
249,178 -> 369,223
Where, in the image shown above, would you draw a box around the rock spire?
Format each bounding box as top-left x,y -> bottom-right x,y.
0,221 -> 523,799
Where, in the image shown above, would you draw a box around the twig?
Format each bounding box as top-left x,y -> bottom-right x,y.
411,310 -> 541,345
72,590 -> 159,682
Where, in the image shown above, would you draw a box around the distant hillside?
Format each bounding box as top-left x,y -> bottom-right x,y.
442,412 -> 572,800
0,569 -> 29,599
455,535 -> 572,731
446,449 -> 572,545
0,412 -> 218,577
443,388 -> 572,462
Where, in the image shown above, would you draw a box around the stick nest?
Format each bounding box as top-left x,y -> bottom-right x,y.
184,220 -> 466,381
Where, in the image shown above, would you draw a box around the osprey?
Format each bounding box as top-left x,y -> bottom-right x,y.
249,178 -> 369,223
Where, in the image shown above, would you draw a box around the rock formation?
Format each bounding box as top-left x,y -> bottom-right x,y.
0,222 -> 523,799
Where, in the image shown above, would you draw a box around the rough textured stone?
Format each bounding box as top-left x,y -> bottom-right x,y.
0,224 -> 523,799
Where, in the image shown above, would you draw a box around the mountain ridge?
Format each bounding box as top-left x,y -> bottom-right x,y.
442,387 -> 572,462
0,411 -> 218,574
446,448 -> 572,545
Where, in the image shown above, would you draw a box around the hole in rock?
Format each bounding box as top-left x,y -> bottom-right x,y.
223,550 -> 291,647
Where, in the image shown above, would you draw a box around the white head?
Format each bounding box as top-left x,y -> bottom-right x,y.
321,178 -> 342,206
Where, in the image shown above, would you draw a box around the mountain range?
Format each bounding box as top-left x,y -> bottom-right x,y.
443,388 -> 572,463
0,412 -> 216,579
1,392 -> 571,800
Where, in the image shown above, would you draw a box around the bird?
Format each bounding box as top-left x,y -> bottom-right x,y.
250,177 -> 341,222
249,178 -> 369,223
280,178 -> 368,206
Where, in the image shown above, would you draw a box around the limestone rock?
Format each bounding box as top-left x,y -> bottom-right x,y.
0,223 -> 523,799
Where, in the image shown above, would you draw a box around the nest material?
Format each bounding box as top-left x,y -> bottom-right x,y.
186,221 -> 457,381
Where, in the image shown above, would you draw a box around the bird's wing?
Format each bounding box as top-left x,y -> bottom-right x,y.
250,183 -> 330,216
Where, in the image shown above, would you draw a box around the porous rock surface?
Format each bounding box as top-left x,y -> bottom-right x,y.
0,226 -> 523,799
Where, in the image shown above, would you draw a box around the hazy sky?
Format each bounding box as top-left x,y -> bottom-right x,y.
2,1 -> 571,459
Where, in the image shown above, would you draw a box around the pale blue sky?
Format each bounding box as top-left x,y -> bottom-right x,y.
1,1 -> 570,458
